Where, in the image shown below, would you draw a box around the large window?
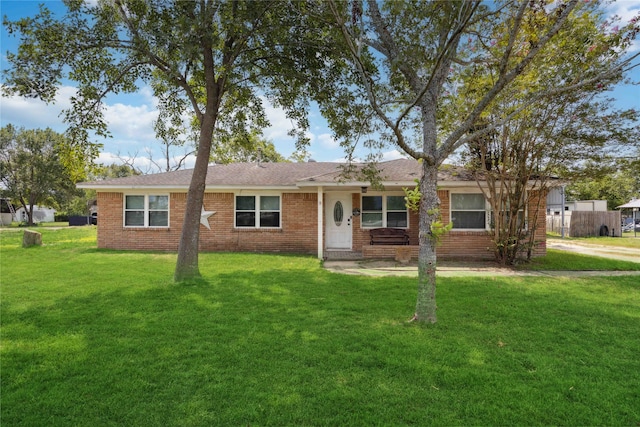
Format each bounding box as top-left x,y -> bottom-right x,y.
124,195 -> 169,227
451,193 -> 486,229
490,199 -> 527,230
235,195 -> 281,228
361,195 -> 408,228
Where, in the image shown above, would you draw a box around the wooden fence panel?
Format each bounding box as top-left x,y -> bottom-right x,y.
569,211 -> 621,237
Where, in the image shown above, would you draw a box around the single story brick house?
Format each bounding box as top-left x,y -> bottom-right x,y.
77,158 -> 546,260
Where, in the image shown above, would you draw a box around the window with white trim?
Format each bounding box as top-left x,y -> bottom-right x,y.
124,195 -> 169,227
490,198 -> 527,230
235,195 -> 281,228
450,193 -> 487,229
361,195 -> 408,228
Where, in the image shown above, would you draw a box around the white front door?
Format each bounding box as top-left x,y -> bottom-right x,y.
325,193 -> 352,250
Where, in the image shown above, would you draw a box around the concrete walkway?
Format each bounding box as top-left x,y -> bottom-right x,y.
323,259 -> 640,277
324,240 -> 640,277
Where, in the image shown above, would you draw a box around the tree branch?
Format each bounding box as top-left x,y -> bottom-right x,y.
438,0 -> 580,160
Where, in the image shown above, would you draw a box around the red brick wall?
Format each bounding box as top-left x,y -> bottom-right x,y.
528,189 -> 547,257
434,189 -> 493,259
351,193 -> 420,248
96,188 -> 545,259
97,192 -> 182,251
96,191 -> 318,254
358,189 -> 545,260
432,189 -> 546,260
201,192 -> 318,253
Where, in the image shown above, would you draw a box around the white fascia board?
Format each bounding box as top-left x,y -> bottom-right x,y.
296,182 -> 368,188
438,181 -> 484,188
77,184 -> 301,192
439,180 -> 543,189
76,184 -> 190,191
208,185 -> 299,191
296,180 -> 418,188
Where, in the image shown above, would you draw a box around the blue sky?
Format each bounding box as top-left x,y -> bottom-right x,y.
0,1 -> 371,168
1,0 -> 639,171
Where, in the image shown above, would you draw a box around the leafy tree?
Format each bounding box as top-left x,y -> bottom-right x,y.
3,0 -> 344,281
0,125 -> 80,225
211,131 -> 287,164
323,0 -> 639,323
567,157 -> 640,210
459,5 -> 640,263
95,163 -> 142,180
463,99 -> 639,264
61,164 -> 141,216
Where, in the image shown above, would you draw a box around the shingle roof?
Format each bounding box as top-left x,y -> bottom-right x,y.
77,158 -> 476,189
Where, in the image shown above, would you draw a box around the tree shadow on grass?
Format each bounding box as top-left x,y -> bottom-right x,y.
2,267 -> 639,426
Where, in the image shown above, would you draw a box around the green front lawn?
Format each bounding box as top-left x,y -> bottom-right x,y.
2,228 -> 639,426
0,221 -> 77,228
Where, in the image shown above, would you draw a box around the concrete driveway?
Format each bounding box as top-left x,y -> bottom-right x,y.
546,239 -> 640,264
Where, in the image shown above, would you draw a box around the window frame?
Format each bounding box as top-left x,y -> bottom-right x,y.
450,192 -> 488,231
234,194 -> 282,229
123,194 -> 170,228
489,195 -> 528,231
360,193 -> 409,229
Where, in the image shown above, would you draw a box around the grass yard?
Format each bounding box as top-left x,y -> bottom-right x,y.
1,228 -> 639,426
0,221 -> 72,228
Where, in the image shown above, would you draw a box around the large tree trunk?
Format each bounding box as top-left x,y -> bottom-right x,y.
173,110 -> 217,282
414,162 -> 439,323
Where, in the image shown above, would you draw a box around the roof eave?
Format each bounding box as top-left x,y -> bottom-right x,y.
76,184 -> 190,191
77,184 -> 304,191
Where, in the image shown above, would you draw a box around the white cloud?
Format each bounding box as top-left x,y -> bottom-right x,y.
317,133 -> 339,149
1,86 -> 358,165
606,1 -> 640,52
381,150 -> 406,161
607,1 -> 640,22
262,97 -> 295,141
97,150 -> 196,173
95,151 -> 123,166
0,85 -> 75,131
103,102 -> 158,141
1,85 -> 160,145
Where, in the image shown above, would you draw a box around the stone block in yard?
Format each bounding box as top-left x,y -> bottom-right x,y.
23,229 -> 42,247
395,246 -> 412,264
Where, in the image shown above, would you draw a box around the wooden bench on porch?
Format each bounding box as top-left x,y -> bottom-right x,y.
369,227 -> 410,245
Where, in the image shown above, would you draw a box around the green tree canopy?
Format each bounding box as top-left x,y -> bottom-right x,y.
567,153 -> 640,210
3,0 -> 348,280
0,125 -> 81,225
211,131 -> 287,164
322,0 -> 639,322
60,163 -> 141,217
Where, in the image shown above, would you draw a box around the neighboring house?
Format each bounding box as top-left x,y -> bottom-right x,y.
546,187 -> 620,237
77,159 -> 547,260
15,205 -> 56,223
0,198 -> 15,225
546,187 -> 607,213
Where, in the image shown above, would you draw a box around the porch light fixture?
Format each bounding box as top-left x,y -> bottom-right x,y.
361,186 -> 368,193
